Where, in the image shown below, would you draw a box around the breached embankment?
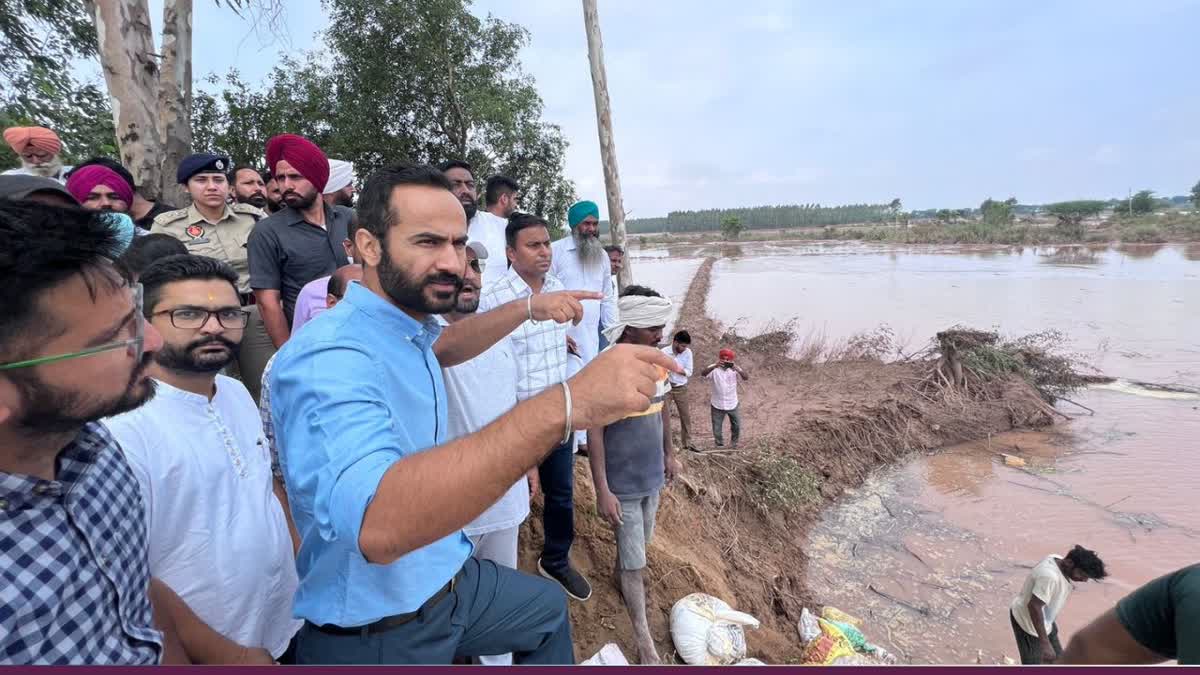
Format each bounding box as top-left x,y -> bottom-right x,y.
516,256 -> 1063,663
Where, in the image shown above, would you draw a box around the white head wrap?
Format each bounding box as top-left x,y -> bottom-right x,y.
324,159 -> 355,194
602,294 -> 674,345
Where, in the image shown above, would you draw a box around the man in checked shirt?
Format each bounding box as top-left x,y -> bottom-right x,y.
478,212 -> 592,603
0,201 -> 272,664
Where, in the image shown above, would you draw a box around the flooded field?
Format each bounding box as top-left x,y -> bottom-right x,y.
639,240 -> 1198,663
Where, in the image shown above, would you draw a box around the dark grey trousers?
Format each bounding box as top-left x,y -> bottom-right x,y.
1010,610 -> 1062,665
295,557 -> 574,664
711,405 -> 741,446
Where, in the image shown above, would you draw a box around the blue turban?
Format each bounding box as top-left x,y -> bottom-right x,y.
567,200 -> 600,229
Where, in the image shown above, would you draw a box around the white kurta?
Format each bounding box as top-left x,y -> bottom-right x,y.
549,236 -> 618,367
439,318 -> 530,536
468,210 -> 511,290
105,376 -> 301,658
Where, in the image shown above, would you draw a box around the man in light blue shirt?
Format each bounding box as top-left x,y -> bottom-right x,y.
270,164 -> 684,664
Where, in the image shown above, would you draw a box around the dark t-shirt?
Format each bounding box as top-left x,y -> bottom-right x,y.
247,204 -> 351,322
135,201 -> 175,232
1116,564 -> 1199,664
602,372 -> 669,499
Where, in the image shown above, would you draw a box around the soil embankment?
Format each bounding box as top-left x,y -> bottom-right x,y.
517,256 -> 1058,664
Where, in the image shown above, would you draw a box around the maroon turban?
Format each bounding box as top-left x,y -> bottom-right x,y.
65,165 -> 134,206
265,134 -> 329,193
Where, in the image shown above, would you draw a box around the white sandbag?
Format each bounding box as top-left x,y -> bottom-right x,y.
736,658 -> 767,665
797,607 -> 821,644
670,592 -> 760,666
581,643 -> 629,666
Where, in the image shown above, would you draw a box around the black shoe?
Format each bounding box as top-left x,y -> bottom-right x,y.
714,441 -> 725,448
538,558 -> 592,601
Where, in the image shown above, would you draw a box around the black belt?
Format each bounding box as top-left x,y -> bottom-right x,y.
312,569 -> 461,637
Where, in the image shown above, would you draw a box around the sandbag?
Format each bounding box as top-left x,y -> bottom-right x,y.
821,605 -> 863,627
801,618 -> 857,665
829,619 -> 869,652
798,607 -> 822,644
581,643 -> 629,666
670,593 -> 760,666
735,658 -> 767,665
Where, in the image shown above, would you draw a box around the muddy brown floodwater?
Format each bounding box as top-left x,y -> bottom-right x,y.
638,240 -> 1199,664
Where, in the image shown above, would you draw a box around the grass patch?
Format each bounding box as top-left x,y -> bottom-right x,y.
745,449 -> 823,513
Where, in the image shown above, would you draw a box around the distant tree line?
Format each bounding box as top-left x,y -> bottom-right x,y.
603,202 -> 895,234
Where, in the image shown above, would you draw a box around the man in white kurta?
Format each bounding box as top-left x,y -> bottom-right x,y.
441,241 -> 532,666
105,255 -> 300,660
467,175 -> 521,291
550,200 -> 618,451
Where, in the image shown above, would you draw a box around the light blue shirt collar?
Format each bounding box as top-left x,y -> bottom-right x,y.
341,281 -> 443,349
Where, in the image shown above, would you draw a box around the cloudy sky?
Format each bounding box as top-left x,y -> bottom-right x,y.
160,0 -> 1199,217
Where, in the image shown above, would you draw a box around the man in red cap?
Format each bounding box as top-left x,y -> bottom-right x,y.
248,134 -> 353,350
3,126 -> 71,182
701,348 -> 749,449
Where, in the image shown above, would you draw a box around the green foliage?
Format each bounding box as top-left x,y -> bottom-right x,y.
0,0 -> 95,85
942,328 -> 1087,403
1130,190 -> 1156,215
934,208 -> 969,223
746,449 -> 822,512
603,202 -> 899,235
1122,224 -> 1166,243
720,215 -> 744,240
0,66 -> 117,166
0,0 -> 114,165
980,197 -> 1017,227
1190,180 -> 1200,210
191,0 -> 576,228
1044,200 -> 1108,218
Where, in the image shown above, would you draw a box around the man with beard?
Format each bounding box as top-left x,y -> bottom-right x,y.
440,240 -> 534,666
65,164 -> 134,213
551,200 -> 618,454
598,245 -> 624,350
248,134 -> 352,350
232,165 -> 269,210
323,159 -> 355,208
269,164 -> 682,664
469,174 -> 520,289
104,255 -> 302,663
440,160 -> 479,221
264,174 -> 283,213
152,153 -> 271,401
3,126 -> 72,182
69,157 -> 174,231
0,202 -> 274,665
481,213 -> 592,603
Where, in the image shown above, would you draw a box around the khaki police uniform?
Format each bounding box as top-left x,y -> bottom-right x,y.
151,203 -> 265,296
152,201 -> 273,402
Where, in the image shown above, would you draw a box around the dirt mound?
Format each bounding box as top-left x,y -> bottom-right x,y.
517,257 -> 1060,664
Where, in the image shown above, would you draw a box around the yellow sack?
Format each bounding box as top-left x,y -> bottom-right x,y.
801,618 -> 856,665
821,605 -> 863,627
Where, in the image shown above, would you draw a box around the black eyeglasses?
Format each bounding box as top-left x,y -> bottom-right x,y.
153,307 -> 250,329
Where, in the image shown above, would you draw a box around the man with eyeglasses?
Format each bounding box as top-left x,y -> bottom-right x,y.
0,203 -> 273,664
104,254 -> 301,663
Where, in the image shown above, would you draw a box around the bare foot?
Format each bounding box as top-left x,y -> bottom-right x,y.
636,638 -> 661,665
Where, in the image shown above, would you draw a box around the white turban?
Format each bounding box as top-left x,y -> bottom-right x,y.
324,159 -> 355,194
602,294 -> 674,345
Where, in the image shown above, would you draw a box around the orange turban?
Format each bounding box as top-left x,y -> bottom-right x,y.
4,126 -> 62,156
